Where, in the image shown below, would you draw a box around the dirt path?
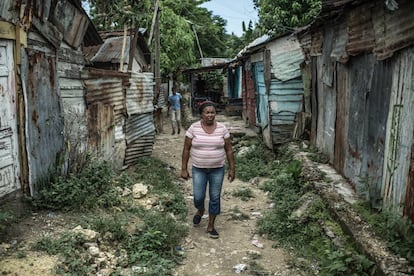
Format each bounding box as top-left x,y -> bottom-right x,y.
0,113 -> 298,276
154,114 -> 297,276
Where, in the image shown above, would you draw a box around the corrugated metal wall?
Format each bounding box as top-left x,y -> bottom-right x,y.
59,44 -> 88,164
124,72 -> 155,166
269,79 -> 303,144
252,62 -> 268,129
382,49 -> 414,210
82,69 -> 155,167
24,49 -> 65,196
242,65 -> 256,128
300,0 -> 414,219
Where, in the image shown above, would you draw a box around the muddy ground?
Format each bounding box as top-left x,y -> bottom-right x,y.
0,113 -> 300,275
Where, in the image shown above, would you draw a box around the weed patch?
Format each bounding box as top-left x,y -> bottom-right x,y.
31,155 -> 189,275
0,210 -> 14,236
232,187 -> 255,201
354,202 -> 414,264
234,141 -> 279,181
133,157 -> 187,220
33,158 -> 120,211
257,156 -> 375,275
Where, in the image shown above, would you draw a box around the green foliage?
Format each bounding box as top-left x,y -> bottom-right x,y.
234,141 -> 278,181
0,210 -> 15,236
307,150 -> 330,164
33,232 -> 93,275
33,158 -> 120,211
87,0 -> 250,80
87,215 -> 129,242
232,187 -> 255,201
31,155 -> 189,275
354,202 -> 414,264
257,159 -> 374,275
253,0 -> 322,35
125,210 -> 188,274
159,6 -> 197,74
88,0 -> 151,30
133,157 -> 187,220
357,175 -> 382,211
320,250 -> 374,276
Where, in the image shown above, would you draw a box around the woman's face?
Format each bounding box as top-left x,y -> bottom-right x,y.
201,106 -> 216,125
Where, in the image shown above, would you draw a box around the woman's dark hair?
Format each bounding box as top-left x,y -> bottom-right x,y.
198,100 -> 216,114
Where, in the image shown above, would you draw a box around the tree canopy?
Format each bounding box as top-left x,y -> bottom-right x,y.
85,0 -> 261,77
253,0 -> 321,35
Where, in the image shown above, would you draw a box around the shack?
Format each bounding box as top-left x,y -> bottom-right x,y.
229,34 -> 306,149
297,0 -> 414,221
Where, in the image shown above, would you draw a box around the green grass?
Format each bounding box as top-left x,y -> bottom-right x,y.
32,156 -> 189,275
232,187 -> 255,201
354,202 -> 414,264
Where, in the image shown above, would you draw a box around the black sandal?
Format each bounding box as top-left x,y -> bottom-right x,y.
207,228 -> 219,239
193,214 -> 202,226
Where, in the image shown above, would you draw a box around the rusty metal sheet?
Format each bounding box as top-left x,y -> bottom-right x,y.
125,113 -> 155,145
333,63 -> 349,174
347,2 -> 375,56
91,36 -> 131,64
88,102 -> 115,160
330,20 -> 349,63
267,36 -> 304,81
405,142 -> 414,220
372,0 -> 414,60
24,49 -> 65,195
83,68 -> 126,123
242,68 -> 256,127
315,56 -> 336,162
310,29 -> 323,57
53,0 -> 89,48
124,134 -> 155,166
126,72 -> 154,116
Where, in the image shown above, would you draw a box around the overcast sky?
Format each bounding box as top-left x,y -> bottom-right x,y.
201,0 -> 258,37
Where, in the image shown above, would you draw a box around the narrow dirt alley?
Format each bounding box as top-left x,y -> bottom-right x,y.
153,113 -> 299,276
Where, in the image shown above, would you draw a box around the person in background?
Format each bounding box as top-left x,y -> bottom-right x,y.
180,101 -> 235,239
167,86 -> 182,135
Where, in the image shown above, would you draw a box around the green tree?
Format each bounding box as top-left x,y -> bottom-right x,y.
88,0 -> 151,30
159,6 -> 197,75
253,0 -> 321,35
85,0 -> 247,76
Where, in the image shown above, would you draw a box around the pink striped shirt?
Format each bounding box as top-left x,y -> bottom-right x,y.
186,121 -> 230,168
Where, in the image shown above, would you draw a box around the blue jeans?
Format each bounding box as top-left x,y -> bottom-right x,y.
192,166 -> 224,215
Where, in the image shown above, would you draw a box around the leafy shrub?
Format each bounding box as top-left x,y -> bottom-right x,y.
354,202 -> 414,264
235,141 -> 278,181
88,215 -> 128,242
232,187 -> 255,201
0,210 -> 14,236
33,232 -> 93,275
133,157 -> 187,220
258,159 -> 374,275
33,158 -> 120,210
125,210 -> 188,274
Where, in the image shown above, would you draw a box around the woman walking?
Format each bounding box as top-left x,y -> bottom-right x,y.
181,101 -> 235,239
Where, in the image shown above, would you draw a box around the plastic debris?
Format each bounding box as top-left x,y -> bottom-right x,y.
251,239 -> 264,248
233,263 -> 247,273
176,246 -> 184,255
